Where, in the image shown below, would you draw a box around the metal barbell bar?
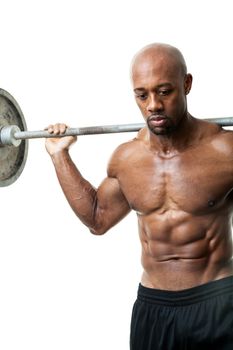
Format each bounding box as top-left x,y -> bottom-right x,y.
2,86 -> 233,187
1,117 -> 233,147
0,123 -> 145,146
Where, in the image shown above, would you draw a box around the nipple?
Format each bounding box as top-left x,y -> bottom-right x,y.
208,200 -> 215,207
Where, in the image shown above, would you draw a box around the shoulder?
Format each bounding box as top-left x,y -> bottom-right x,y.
194,117 -> 227,140
210,128 -> 233,155
195,117 -> 221,133
197,117 -> 233,155
107,128 -> 147,177
110,127 -> 148,161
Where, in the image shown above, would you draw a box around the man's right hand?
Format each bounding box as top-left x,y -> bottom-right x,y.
45,123 -> 77,156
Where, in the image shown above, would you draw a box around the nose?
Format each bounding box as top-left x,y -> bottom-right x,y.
146,94 -> 163,114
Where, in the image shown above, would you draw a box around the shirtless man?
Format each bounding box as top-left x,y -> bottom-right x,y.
45,43 -> 233,349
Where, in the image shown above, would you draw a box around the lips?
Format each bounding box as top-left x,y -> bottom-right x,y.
148,115 -> 167,127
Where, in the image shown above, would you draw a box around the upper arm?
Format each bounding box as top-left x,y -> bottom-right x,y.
91,175 -> 131,235
90,140 -> 139,234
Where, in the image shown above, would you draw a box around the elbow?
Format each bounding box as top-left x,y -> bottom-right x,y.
89,226 -> 108,236
89,206 -> 108,235
89,219 -> 109,235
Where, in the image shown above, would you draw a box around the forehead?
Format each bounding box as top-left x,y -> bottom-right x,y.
132,53 -> 183,89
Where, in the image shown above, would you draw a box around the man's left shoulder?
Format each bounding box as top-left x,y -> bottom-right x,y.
210,127 -> 233,156
214,128 -> 233,142
197,117 -> 233,142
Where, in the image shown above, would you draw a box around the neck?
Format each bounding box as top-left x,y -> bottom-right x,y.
148,113 -> 195,155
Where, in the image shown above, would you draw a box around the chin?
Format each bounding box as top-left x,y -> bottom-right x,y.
149,126 -> 173,136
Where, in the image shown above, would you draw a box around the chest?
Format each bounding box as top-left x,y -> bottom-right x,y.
117,150 -> 233,214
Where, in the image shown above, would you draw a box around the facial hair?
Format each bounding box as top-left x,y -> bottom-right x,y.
147,114 -> 176,136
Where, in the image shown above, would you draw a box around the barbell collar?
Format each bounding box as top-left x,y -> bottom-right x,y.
0,125 -> 22,147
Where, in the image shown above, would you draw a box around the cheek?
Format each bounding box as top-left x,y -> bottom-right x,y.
136,100 -> 147,115
168,94 -> 186,111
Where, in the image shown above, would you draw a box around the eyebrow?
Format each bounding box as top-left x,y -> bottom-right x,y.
134,83 -> 173,92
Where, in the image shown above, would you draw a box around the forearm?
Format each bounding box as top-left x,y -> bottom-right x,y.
46,127 -> 131,234
51,150 -> 99,231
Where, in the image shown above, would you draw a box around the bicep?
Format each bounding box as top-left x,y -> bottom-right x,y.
92,176 -> 131,234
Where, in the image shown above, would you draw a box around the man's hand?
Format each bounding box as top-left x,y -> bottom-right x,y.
45,123 -> 77,156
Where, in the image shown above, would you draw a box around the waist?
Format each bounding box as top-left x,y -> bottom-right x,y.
137,275 -> 233,307
141,254 -> 233,289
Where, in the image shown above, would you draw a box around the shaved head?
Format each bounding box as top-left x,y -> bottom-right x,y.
131,43 -> 187,81
130,43 -> 193,136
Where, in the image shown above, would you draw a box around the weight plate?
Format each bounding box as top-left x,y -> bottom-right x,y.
0,89 -> 28,186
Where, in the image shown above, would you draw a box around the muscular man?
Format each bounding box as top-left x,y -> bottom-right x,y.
45,43 -> 233,349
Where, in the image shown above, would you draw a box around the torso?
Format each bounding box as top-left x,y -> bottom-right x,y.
110,119 -> 233,290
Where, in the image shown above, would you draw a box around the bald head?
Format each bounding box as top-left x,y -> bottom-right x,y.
131,43 -> 187,81
130,43 -> 193,134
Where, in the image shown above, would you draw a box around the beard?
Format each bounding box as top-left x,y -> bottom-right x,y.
146,114 -> 177,136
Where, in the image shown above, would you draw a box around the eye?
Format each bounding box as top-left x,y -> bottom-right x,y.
135,94 -> 147,101
158,89 -> 172,96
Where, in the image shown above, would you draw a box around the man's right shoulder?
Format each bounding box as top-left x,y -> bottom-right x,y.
111,126 -> 148,160
112,138 -> 140,161
107,137 -> 143,177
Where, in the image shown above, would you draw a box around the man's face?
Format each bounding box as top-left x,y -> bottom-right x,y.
132,54 -> 192,136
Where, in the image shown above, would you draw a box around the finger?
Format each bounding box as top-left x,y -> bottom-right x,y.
45,124 -> 55,133
53,123 -> 65,135
46,123 -> 68,135
59,123 -> 68,134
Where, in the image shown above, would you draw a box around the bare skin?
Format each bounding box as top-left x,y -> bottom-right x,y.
45,43 -> 233,291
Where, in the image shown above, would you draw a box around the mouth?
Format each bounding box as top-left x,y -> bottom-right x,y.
147,114 -> 168,127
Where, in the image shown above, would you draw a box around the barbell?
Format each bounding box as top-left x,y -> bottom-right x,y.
0,88 -> 233,187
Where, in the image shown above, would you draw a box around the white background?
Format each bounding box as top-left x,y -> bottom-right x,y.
0,0 -> 233,349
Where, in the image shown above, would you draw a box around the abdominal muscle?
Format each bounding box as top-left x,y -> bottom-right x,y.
138,210 -> 233,290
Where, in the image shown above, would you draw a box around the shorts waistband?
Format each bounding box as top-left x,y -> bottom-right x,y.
137,276 -> 233,306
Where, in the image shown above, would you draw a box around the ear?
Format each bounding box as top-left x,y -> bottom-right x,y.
184,74 -> 193,95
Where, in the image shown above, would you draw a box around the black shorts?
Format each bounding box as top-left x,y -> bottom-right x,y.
130,276 -> 233,350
